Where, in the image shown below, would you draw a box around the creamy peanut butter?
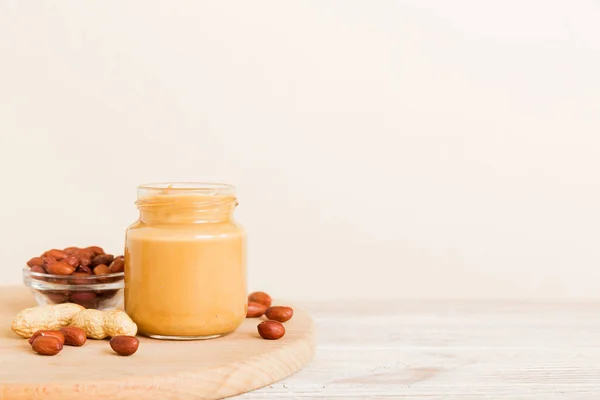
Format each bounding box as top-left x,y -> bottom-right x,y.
124,184 -> 246,339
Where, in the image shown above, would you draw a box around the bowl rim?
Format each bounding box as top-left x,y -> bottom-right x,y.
23,265 -> 124,280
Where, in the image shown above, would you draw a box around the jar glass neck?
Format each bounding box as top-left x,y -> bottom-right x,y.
135,183 -> 237,224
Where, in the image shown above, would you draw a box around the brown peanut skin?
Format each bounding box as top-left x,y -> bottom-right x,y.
31,336 -> 63,356
257,321 -> 285,340
63,255 -> 80,268
42,256 -> 57,268
110,336 -> 139,356
46,261 -> 76,275
45,291 -> 69,304
69,291 -> 97,307
265,306 -> 294,323
91,254 -> 114,267
93,264 -> 111,275
60,327 -> 87,346
29,247 -> 121,274
248,291 -> 272,308
29,265 -> 46,275
246,302 -> 267,318
76,248 -> 94,259
78,256 -> 92,267
27,257 -> 44,267
28,330 -> 65,346
74,249 -> 94,267
109,256 -> 125,273
63,247 -> 80,255
76,265 -> 93,274
71,272 -> 92,285
86,246 -> 105,256
43,249 -> 68,260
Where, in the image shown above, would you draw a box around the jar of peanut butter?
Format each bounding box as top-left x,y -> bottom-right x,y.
124,182 -> 246,340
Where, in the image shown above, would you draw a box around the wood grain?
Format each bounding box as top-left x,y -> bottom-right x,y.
0,287 -> 315,400
5,289 -> 600,399
239,299 -> 600,399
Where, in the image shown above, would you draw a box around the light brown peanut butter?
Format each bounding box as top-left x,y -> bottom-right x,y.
125,191 -> 246,338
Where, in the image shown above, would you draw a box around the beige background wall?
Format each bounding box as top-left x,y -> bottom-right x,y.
1,1 -> 599,299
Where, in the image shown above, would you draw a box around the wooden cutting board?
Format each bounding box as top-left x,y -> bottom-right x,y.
0,287 -> 315,400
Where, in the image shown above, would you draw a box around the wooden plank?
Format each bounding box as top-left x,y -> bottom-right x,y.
240,300 -> 600,399
4,286 -> 600,399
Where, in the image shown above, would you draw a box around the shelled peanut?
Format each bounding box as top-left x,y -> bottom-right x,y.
26,246 -> 125,307
28,327 -> 87,355
27,246 -> 125,276
110,336 -> 140,356
246,291 -> 293,340
12,304 -> 139,356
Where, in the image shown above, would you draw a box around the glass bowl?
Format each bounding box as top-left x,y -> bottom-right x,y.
22,266 -> 124,310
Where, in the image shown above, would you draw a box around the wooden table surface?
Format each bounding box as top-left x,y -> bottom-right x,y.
238,300 -> 600,399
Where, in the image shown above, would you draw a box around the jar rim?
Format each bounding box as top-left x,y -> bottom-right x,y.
138,182 -> 236,196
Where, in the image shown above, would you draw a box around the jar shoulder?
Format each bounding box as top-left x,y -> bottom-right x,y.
126,220 -> 244,240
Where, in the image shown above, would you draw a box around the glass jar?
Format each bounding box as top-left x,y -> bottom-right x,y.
124,182 -> 246,340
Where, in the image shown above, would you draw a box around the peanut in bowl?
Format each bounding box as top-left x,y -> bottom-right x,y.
23,267 -> 124,310
23,246 -> 125,310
